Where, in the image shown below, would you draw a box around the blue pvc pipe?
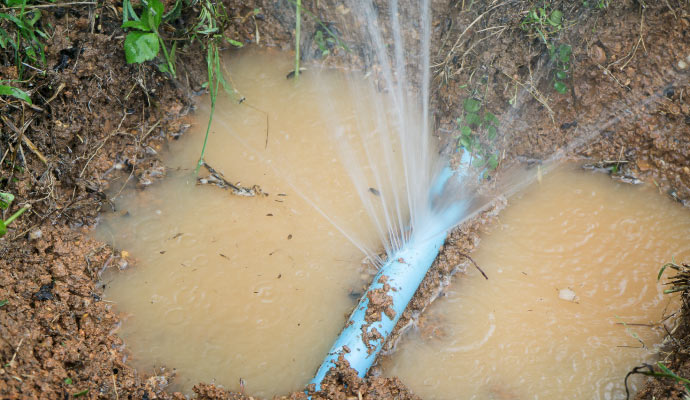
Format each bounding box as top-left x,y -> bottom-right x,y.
310,154 -> 471,391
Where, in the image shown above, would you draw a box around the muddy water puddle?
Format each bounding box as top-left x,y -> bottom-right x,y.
381,164 -> 690,399
95,48 -> 396,396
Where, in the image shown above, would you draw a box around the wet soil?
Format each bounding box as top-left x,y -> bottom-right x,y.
1,0 -> 689,399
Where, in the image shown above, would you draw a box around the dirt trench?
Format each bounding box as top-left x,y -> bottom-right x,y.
0,0 -> 689,399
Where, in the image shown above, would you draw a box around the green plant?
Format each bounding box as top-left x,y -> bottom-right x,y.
0,0 -> 49,79
0,299 -> 7,307
583,0 -> 609,9
520,4 -> 564,44
625,362 -> 690,400
455,96 -> 500,173
122,0 -> 177,77
0,191 -> 29,236
188,0 -> 242,173
549,43 -> 572,94
314,30 -> 334,57
285,0 -> 349,60
0,81 -> 31,103
521,5 -> 573,94
658,260 -> 690,294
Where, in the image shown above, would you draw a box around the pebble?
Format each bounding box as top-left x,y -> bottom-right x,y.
637,159 -> 652,171
558,288 -> 577,302
679,60 -> 688,70
29,229 -> 42,240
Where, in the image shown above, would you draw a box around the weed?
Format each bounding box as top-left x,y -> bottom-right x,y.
0,81 -> 31,103
520,4 -> 572,94
520,4 -> 564,44
583,0 -> 609,9
549,43 -> 572,94
658,261 -> 690,295
625,362 -> 690,400
455,94 -> 500,174
314,30 -> 335,57
0,299 -> 7,307
122,0 -> 177,77
0,191 -> 28,236
0,0 -> 49,79
188,0 -> 241,173
624,261 -> 690,398
284,0 -> 349,60
63,377 -> 73,385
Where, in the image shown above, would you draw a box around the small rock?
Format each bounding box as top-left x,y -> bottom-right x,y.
637,160 -> 652,171
559,288 -> 577,302
679,60 -> 688,70
683,167 -> 690,175
117,258 -> 129,270
29,229 -> 42,241
34,282 -> 54,301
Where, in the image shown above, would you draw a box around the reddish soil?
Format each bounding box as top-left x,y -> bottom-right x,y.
1,0 -> 689,399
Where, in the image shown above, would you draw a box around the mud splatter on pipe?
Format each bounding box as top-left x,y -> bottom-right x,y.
310,155 -> 472,391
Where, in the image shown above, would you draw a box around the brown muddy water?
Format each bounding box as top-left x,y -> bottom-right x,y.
95,48 -> 402,396
96,48 -> 689,399
381,164 -> 690,400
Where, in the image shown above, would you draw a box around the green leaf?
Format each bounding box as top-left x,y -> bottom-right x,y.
558,44 -> 572,63
73,389 -> 89,397
0,84 -> 32,104
465,113 -> 481,126
488,154 -> 499,170
144,0 -> 164,29
548,10 -> 563,26
556,70 -> 567,80
124,32 -> 159,64
123,0 -> 139,23
473,156 -> 486,168
484,112 -> 498,124
463,98 -> 481,113
0,192 -> 14,209
554,80 -> 568,94
157,62 -> 169,74
0,13 -> 26,30
657,363 -> 677,377
0,300 -> 7,307
487,125 -> 498,140
459,136 -> 470,149
0,27 -> 17,50
460,125 -> 472,137
64,378 -> 73,385
0,220 -> 6,237
122,19 -> 149,31
658,262 -> 676,280
26,9 -> 41,27
455,116 -> 463,127
226,38 -> 243,47
163,0 -> 182,22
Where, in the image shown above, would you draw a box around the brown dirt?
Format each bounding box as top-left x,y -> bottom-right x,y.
1,0 -> 689,399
